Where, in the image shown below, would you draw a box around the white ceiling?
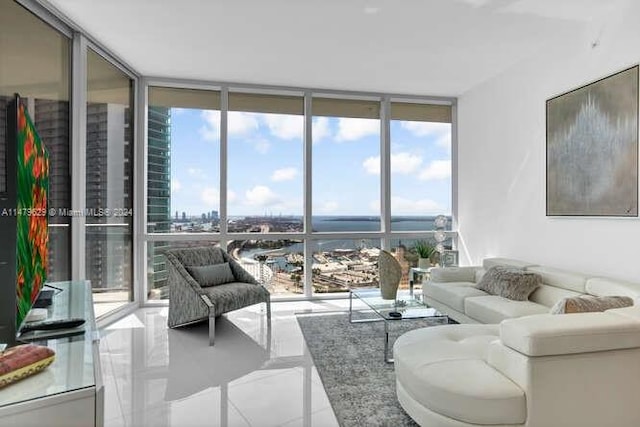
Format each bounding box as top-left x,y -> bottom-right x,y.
47,0 -> 626,96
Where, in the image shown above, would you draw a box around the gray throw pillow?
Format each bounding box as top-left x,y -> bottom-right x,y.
476,266 -> 541,301
550,295 -> 634,314
187,263 -> 236,287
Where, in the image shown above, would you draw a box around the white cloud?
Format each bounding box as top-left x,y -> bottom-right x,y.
187,168 -> 207,179
363,152 -> 423,175
401,122 -> 452,153
200,187 -> 219,207
271,167 -> 298,182
254,138 -> 271,154
199,111 -> 260,141
312,117 -> 330,143
393,152 -> 423,174
199,110 -> 220,141
171,179 -> 182,192
264,114 -> 303,140
316,201 -> 339,213
336,118 -> 378,141
228,111 -> 259,136
245,185 -> 281,207
362,156 -> 380,175
401,121 -> 450,137
227,190 -> 237,203
392,196 -> 442,214
418,160 -> 451,181
436,131 -> 452,152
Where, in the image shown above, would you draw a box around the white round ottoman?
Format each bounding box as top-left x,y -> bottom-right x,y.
393,324 -> 526,427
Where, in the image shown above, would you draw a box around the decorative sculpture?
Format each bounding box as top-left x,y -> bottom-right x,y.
379,250 -> 402,300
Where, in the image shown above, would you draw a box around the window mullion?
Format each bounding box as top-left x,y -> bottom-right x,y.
381,96 -> 391,250
219,87 -> 229,247
303,91 -> 313,297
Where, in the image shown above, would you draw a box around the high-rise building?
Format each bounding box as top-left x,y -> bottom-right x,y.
85,103 -> 133,290
147,106 -> 171,296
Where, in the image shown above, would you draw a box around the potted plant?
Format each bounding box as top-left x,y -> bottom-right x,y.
414,240 -> 436,269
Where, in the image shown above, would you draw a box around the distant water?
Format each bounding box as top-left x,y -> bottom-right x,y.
312,216 -> 438,232
238,216 -> 450,261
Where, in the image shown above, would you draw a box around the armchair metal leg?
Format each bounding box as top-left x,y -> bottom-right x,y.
266,299 -> 272,354
209,313 -> 216,346
266,299 -> 272,329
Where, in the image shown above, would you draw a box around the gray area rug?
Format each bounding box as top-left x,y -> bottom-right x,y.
296,312 -> 448,427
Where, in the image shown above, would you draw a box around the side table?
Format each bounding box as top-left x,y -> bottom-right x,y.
410,267 -> 432,287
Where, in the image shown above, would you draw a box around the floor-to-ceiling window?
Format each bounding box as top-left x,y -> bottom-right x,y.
146,86 -> 221,299
144,87 -> 455,301
388,101 -> 454,286
227,92 -> 305,297
86,49 -> 134,314
0,1 -> 72,281
310,97 -> 382,294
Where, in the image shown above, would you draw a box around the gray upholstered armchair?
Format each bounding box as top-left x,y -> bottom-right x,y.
165,246 -> 271,345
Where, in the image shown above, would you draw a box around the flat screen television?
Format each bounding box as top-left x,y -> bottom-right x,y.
0,94 -> 49,344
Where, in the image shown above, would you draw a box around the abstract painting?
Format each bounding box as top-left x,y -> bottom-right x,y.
546,66 -> 638,216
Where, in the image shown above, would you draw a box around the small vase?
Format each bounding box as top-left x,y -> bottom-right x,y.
418,258 -> 431,270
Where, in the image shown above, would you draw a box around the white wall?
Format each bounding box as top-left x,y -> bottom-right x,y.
457,3 -> 640,281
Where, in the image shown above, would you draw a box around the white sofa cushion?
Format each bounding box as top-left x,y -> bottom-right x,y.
500,312 -> 640,356
586,277 -> 640,298
394,325 -> 524,425
430,267 -> 478,283
394,324 -> 499,368
529,283 -> 583,308
411,359 -> 525,425
423,282 -> 488,312
464,295 -> 549,324
525,265 -> 588,293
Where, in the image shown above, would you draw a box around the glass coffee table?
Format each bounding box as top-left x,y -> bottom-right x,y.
349,288 -> 448,363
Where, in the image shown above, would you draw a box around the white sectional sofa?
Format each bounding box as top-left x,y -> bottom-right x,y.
394,306 -> 640,427
422,257 -> 640,324
394,258 -> 640,426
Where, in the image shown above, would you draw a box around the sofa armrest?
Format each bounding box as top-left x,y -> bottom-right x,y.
429,266 -> 480,283
586,277 -> 640,298
500,312 -> 640,356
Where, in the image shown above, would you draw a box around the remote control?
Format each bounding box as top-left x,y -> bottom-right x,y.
21,318 -> 86,333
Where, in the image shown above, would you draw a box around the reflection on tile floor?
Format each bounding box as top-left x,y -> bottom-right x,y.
99,300 -> 349,427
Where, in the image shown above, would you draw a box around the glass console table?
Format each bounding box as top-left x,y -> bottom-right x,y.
0,281 -> 103,426
349,288 -> 447,363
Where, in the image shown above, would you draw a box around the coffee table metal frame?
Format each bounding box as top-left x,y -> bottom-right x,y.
348,288 -> 448,363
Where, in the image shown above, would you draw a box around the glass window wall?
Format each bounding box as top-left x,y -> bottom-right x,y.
86,49 -> 134,311
144,88 -> 455,301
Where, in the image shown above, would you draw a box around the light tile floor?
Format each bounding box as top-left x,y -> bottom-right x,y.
99,300 -> 351,427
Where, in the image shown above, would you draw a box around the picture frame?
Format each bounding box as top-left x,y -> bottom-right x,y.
546,65 -> 639,217
441,250 -> 459,268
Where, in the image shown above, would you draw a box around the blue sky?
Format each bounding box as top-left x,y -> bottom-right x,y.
168,109 -> 451,217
